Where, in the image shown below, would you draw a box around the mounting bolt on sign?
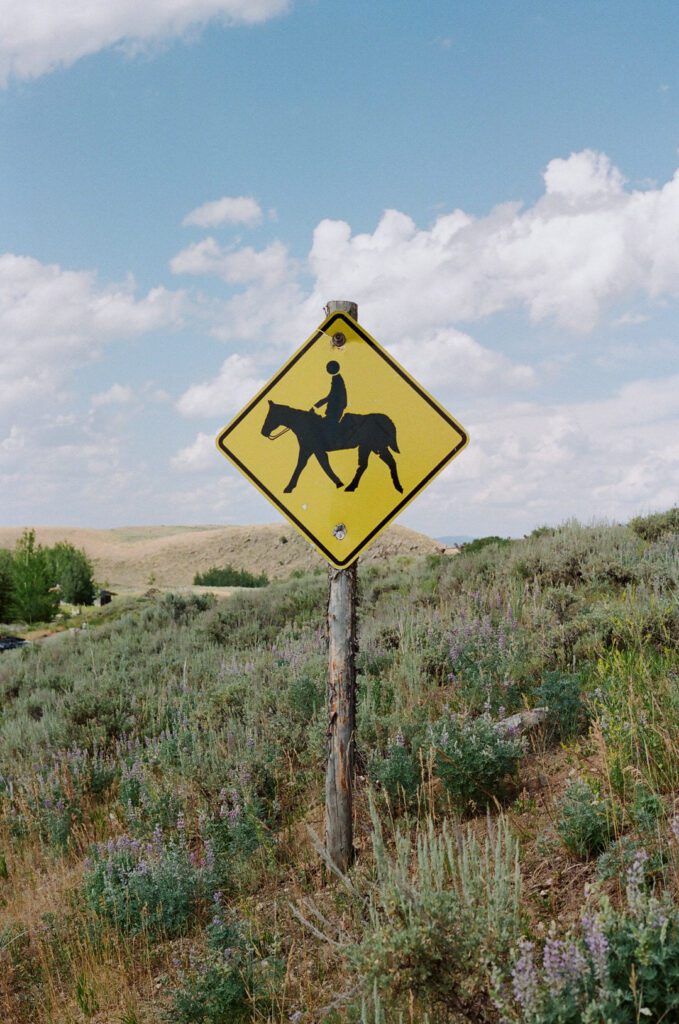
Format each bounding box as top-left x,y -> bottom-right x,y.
215,300 -> 469,872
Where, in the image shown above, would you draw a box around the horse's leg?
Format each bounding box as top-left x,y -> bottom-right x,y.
378,449 -> 404,493
284,447 -> 311,492
314,449 -> 344,488
345,446 -> 370,492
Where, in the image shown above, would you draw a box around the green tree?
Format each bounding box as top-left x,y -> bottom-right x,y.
10,530 -> 60,624
193,564 -> 268,587
0,548 -> 13,623
45,542 -> 96,605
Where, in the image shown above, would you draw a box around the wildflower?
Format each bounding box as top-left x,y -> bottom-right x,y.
151,823 -> 164,853
626,848 -> 649,913
512,938 -> 538,1012
542,934 -> 587,995
394,728 -> 405,748
582,912 -> 608,984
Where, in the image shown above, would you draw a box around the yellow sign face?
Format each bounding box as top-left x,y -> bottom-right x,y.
216,312 -> 469,567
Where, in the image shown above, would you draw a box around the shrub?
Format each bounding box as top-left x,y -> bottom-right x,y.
354,810 -> 521,1017
205,792 -> 269,887
534,672 -> 586,742
462,536 -> 512,554
83,826 -> 210,938
168,895 -> 281,1023
446,610 -> 528,715
194,565 -> 268,587
430,713 -> 522,810
556,780 -> 618,859
371,738 -> 420,811
495,850 -> 679,1023
629,506 -> 679,542
2,745 -> 118,851
203,574 -> 325,646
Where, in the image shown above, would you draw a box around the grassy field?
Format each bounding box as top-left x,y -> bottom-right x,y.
0,512 -> 677,1023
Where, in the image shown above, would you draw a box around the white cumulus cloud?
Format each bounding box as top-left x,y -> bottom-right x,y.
177,353 -> 265,418
419,374 -> 679,536
0,0 -> 290,85
172,431 -> 217,471
91,383 -> 134,408
0,253 -> 185,411
182,196 -> 263,229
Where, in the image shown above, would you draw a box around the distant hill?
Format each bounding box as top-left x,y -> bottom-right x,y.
0,524 -> 445,589
437,535 -> 474,546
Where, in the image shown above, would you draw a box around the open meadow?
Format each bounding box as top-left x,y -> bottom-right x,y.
0,511 -> 677,1023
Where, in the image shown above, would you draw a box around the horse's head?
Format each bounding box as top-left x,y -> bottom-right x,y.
261,400 -> 284,439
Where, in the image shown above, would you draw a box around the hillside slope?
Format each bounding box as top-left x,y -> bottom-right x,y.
0,523 -> 444,587
0,513 -> 675,1022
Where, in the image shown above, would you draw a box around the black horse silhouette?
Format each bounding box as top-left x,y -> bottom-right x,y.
261,401 -> 403,494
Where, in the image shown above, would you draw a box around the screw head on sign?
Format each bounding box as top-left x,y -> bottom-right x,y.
333,524 -> 347,540
331,332 -> 346,348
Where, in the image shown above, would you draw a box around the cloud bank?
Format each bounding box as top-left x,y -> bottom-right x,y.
171,150 -> 679,357
0,0 -> 289,85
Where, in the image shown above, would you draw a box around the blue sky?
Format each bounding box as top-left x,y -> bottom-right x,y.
1,0 -> 678,538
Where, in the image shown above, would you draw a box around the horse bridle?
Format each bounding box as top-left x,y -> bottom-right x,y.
264,425 -> 291,440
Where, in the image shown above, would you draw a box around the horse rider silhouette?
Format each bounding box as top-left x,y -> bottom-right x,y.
261,359 -> 403,495
313,360 -> 346,430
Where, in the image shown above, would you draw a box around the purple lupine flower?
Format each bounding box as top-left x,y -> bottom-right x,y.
542,935 -> 587,995
394,729 -> 405,748
151,823 -> 164,853
582,912 -> 608,985
648,901 -> 669,932
626,849 -> 649,913
512,938 -> 538,1012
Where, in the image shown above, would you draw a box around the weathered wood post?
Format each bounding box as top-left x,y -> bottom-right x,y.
324,299 -> 358,873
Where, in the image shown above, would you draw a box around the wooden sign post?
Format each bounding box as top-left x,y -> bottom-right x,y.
323,300 -> 358,872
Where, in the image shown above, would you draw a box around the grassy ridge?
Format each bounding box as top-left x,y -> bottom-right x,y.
0,515 -> 677,1022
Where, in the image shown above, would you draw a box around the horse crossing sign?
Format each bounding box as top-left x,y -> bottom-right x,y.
215,310 -> 469,567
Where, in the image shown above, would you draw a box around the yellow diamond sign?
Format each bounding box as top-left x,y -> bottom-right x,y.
216,311 -> 469,567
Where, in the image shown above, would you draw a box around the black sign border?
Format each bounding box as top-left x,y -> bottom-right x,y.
217,313 -> 468,567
